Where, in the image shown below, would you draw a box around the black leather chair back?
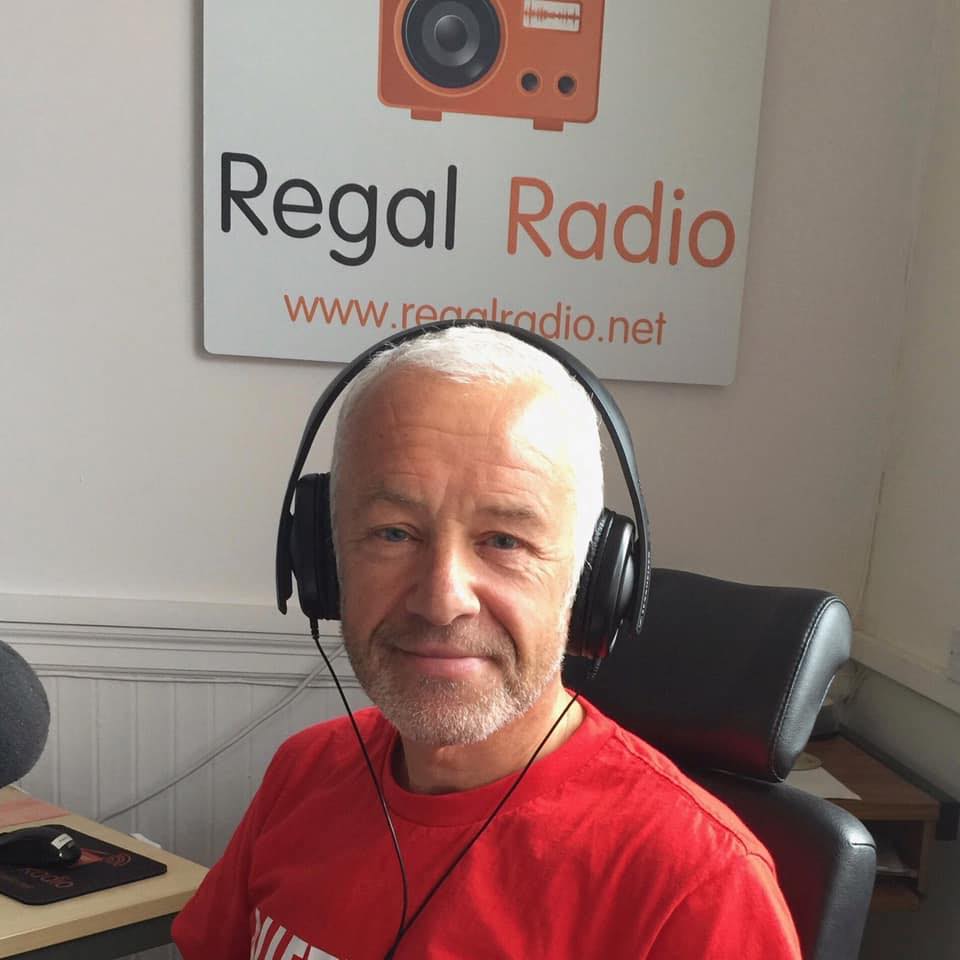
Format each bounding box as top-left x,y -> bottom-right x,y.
564,568 -> 877,960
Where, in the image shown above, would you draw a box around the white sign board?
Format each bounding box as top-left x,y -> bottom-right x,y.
203,0 -> 771,384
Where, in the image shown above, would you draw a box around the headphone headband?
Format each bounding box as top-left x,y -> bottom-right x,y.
276,320 -> 651,636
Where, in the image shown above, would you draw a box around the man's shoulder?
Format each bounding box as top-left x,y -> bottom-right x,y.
588,722 -> 800,955
587,712 -> 775,871
268,706 -> 389,780
283,704 -> 386,749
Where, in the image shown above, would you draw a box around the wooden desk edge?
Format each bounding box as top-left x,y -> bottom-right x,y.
804,737 -> 944,912
807,737 -> 941,821
0,795 -> 207,958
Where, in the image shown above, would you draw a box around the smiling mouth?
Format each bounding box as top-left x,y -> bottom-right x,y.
397,647 -> 485,659
393,647 -> 492,678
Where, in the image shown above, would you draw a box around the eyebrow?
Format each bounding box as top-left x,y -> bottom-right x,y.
360,486 -> 547,526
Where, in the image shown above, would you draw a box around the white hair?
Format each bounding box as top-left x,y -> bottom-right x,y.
329,327 -> 604,590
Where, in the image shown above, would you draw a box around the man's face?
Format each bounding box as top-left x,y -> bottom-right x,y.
335,369 -> 580,746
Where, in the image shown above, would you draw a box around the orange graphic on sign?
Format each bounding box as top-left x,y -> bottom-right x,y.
378,0 -> 605,131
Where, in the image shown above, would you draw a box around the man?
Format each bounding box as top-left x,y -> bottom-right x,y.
173,327 -> 801,959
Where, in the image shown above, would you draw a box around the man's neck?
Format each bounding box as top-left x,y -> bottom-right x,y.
394,681 -> 584,795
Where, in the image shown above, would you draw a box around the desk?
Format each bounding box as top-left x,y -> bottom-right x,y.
806,736 -> 941,912
0,788 -> 207,959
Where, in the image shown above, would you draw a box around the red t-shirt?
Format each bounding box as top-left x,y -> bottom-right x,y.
173,698 -> 801,959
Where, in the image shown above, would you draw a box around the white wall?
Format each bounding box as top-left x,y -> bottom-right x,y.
843,1 -> 960,956
0,0 -> 940,612
1,2 -> 958,958
857,0 -> 960,676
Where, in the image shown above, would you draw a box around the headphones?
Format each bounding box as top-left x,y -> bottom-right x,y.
276,320 -> 651,662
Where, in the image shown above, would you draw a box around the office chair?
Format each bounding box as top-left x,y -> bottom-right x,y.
564,568 -> 877,960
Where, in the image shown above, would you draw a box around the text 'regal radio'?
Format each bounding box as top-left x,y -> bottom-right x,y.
379,0 -> 606,131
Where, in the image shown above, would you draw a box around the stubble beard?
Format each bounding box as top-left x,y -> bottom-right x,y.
341,616 -> 568,747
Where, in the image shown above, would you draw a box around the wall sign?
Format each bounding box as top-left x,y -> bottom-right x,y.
203,0 -> 771,384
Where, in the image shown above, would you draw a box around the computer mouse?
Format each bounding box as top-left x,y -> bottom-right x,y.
0,825 -> 81,867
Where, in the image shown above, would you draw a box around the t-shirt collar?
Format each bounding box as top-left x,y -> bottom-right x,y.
379,695 -> 614,827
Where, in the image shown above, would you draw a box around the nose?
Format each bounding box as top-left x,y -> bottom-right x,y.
405,536 -> 481,626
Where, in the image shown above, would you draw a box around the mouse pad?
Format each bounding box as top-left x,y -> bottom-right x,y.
0,826 -> 167,905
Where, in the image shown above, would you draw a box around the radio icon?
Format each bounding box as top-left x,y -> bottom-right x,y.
378,0 -> 606,131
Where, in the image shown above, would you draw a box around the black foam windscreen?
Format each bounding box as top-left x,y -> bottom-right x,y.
0,642 -> 50,788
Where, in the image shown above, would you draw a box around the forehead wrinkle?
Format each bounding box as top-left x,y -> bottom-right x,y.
347,368 -> 567,457
476,502 -> 548,529
357,469 -> 552,516
344,416 -> 502,472
342,369 -> 578,509
357,483 -> 427,512
360,420 -> 562,485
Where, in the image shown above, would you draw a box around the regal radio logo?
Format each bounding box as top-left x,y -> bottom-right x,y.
378,0 -> 605,131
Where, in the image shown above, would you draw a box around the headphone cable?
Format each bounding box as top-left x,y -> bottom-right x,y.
310,619 -> 410,947
381,687 -> 582,960
311,619 -> 589,960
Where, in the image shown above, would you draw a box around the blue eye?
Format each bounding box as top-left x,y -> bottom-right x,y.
487,533 -> 520,550
378,527 -> 410,543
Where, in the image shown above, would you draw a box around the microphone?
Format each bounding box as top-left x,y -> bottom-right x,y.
0,641 -> 50,788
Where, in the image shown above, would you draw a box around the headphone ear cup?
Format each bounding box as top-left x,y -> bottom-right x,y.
568,509 -> 636,660
290,473 -> 340,622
